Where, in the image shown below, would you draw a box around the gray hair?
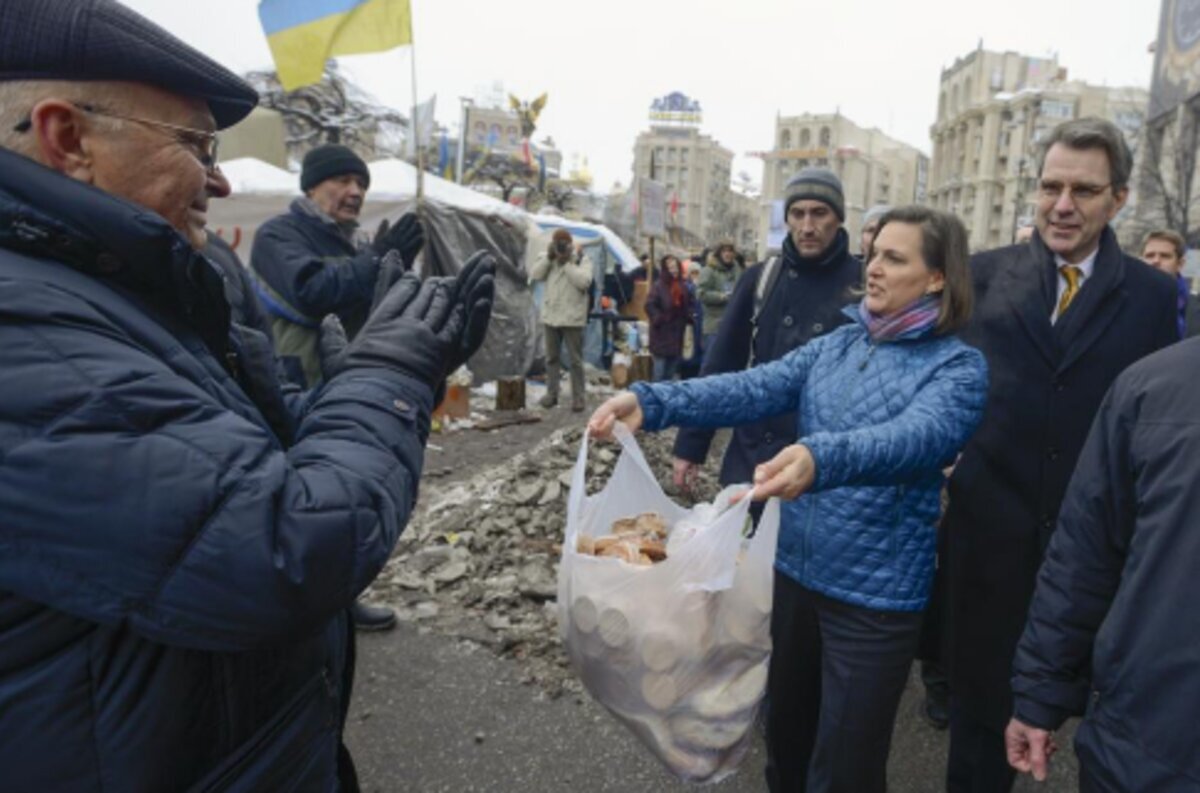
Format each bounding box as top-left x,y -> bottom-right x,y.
0,80 -> 133,157
1037,116 -> 1133,193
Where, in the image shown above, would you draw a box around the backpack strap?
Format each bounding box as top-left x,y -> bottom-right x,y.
749,256 -> 782,367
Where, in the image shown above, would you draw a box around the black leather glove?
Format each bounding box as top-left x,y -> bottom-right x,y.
372,213 -> 424,270
370,249 -> 407,312
335,272 -> 464,389
317,314 -> 350,380
443,251 -> 496,374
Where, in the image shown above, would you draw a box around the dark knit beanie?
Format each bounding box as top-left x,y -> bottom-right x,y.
783,167 -> 845,221
300,144 -> 370,193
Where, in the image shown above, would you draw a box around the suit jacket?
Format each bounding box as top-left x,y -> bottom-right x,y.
943,228 -> 1178,731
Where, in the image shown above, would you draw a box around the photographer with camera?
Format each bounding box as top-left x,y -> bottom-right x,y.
530,228 -> 593,411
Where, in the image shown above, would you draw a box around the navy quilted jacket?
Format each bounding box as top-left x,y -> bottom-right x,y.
632,306 -> 988,611
0,149 -> 431,791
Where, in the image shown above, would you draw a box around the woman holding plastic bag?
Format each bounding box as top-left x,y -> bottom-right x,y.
589,206 -> 988,793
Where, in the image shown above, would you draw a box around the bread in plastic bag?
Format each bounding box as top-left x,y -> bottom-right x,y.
557,424 -> 780,783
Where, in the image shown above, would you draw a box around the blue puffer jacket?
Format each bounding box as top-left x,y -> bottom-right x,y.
632,306 -> 988,611
0,149 -> 431,791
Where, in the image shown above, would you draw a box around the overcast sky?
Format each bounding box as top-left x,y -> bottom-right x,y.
123,0 -> 1163,192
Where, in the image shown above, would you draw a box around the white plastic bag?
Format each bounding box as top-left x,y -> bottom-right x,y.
558,424 -> 780,783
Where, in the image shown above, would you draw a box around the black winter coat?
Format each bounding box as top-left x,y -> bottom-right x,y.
672,230 -> 861,484
1012,338 -> 1200,789
943,229 -> 1178,732
251,200 -> 379,386
0,148 -> 432,792
645,269 -> 692,358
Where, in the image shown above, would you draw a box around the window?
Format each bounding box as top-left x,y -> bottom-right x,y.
800,128 -> 811,146
1041,100 -> 1074,120
780,129 -> 792,149
819,127 -> 831,146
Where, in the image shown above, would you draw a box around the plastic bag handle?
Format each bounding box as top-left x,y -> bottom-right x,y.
565,427 -> 591,543
612,422 -> 658,482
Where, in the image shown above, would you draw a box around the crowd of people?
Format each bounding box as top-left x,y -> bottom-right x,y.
2,1 -> 1199,792
591,121 -> 1199,792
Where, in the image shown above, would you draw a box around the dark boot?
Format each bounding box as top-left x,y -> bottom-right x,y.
352,599 -> 396,632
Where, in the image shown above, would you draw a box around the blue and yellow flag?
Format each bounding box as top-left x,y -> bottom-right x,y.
259,0 -> 413,91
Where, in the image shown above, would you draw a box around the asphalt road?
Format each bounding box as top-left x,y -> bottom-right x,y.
344,623 -> 1079,793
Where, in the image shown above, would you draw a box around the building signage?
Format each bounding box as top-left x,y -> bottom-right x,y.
639,178 -> 667,237
649,92 -> 702,126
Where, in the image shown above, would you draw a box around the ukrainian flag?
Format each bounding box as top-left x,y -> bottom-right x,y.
259,0 -> 413,91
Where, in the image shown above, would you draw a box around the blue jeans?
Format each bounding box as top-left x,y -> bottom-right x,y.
653,355 -> 680,381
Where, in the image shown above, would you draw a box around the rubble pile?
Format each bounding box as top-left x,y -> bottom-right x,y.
366,426 -> 725,697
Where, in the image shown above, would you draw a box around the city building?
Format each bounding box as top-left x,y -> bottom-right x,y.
758,113 -> 928,256
631,125 -> 734,250
928,47 -> 1147,251
464,104 -> 563,176
629,93 -> 751,253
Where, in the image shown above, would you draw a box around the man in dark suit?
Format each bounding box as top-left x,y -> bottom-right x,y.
942,117 -> 1179,792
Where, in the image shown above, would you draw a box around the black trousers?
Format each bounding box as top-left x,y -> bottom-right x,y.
946,704 -> 1016,793
765,573 -> 923,793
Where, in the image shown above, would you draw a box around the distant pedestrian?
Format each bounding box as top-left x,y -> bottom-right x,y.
645,254 -> 692,381
697,239 -> 745,361
530,228 -> 593,411
1140,228 -> 1198,338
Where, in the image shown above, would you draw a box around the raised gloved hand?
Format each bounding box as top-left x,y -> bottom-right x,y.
317,314 -> 350,380
335,272 -> 464,389
373,212 -> 424,270
370,249 -> 407,312
443,251 -> 497,374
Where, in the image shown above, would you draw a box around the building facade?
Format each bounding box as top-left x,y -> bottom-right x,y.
929,47 -> 1147,251
759,113 -> 928,256
464,105 -> 563,176
631,125 -> 735,250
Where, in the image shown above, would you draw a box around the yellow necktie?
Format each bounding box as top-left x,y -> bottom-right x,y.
1057,265 -> 1082,317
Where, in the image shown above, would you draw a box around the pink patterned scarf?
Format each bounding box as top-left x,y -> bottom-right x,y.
857,294 -> 942,342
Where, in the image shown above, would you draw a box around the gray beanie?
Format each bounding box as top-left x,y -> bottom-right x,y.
863,204 -> 892,227
783,167 -> 845,221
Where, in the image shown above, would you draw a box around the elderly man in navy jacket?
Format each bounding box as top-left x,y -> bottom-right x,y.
1007,337 -> 1200,790
0,1 -> 493,790
942,117 -> 1178,792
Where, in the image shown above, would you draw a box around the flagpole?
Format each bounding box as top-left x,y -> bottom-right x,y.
407,0 -> 424,202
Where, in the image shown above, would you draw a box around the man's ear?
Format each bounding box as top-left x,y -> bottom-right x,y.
29,99 -> 96,183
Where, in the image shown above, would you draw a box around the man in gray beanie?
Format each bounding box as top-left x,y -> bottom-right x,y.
0,0 -> 495,789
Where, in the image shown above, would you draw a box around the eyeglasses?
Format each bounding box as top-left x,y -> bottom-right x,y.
1037,180 -> 1111,205
13,103 -> 219,173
